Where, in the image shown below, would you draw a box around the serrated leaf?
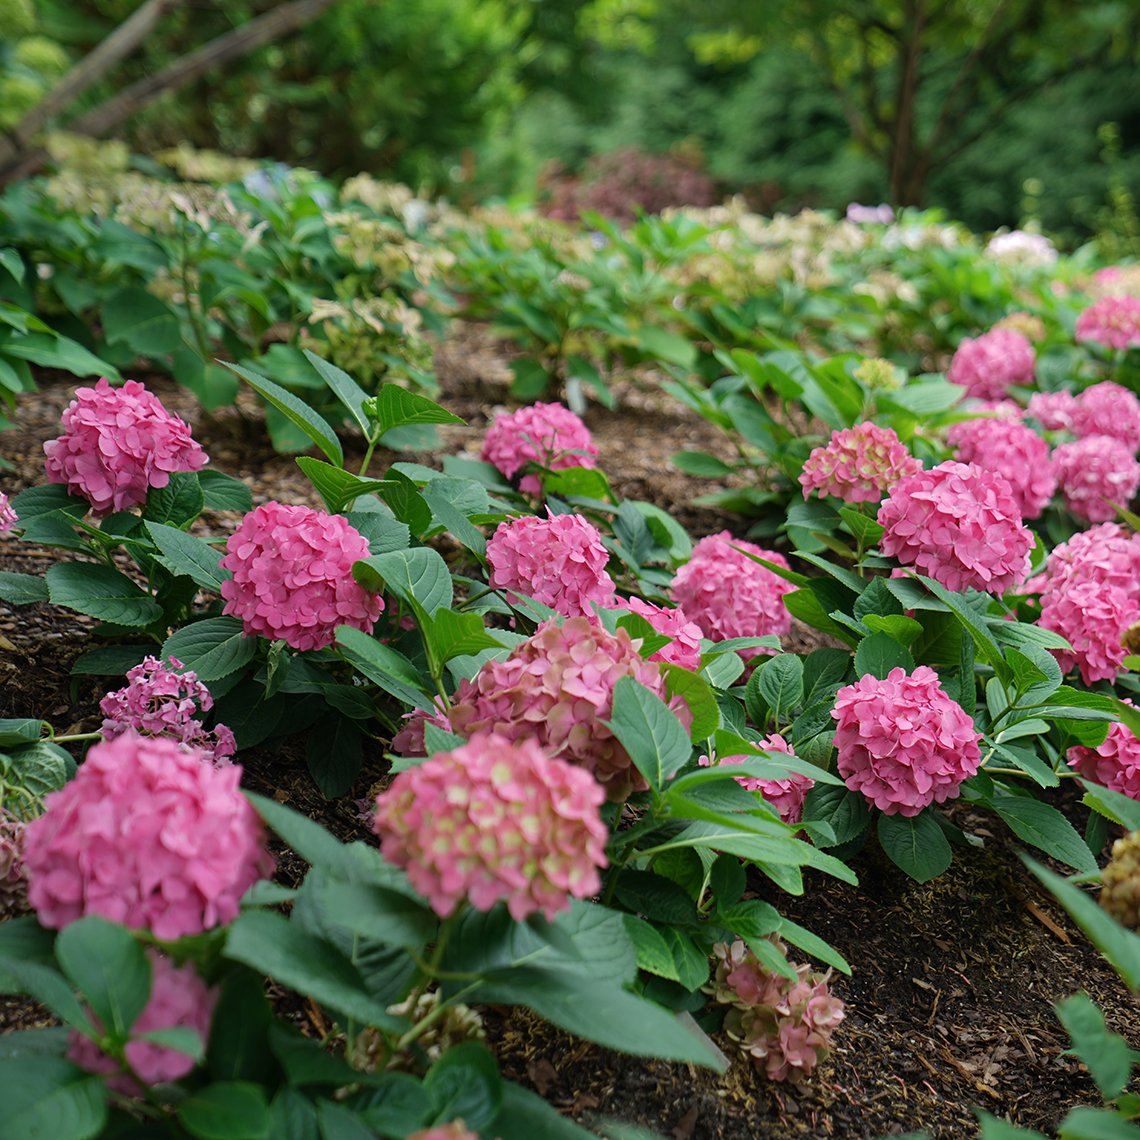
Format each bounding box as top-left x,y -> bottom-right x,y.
370,386 -> 464,434
606,676 -> 692,793
145,521 -> 228,590
101,286 -> 181,355
0,571 -> 49,604
877,812 -> 952,883
46,563 -> 162,627
354,547 -> 451,616
854,631 -> 915,680
144,471 -> 205,527
755,654 -> 804,722
303,349 -> 370,434
989,796 -> 1097,873
1056,992 -> 1132,1100
162,616 -> 257,682
0,1058 -> 107,1140
199,470 -> 253,512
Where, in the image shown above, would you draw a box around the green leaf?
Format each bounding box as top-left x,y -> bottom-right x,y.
177,1082 -> 271,1140
294,458 -> 390,515
0,719 -> 44,747
5,332 -> 119,381
207,970 -> 276,1084
420,609 -> 505,668
4,740 -> 76,796
162,617 -> 257,682
1056,992 -> 1133,1100
55,918 -> 151,1042
988,796 -> 1098,874
306,716 -> 362,799
755,654 -> 804,722
605,676 -> 692,793
797,786 -> 866,850
338,1073 -> 430,1134
303,349 -> 370,434
672,451 -> 735,478
45,563 -> 162,627
661,664 -> 719,742
1080,781 -> 1140,832
334,626 -> 433,708
861,614 -> 923,645
0,1058 -> 107,1140
369,386 -> 464,435
423,1042 -> 502,1131
227,360 -> 343,466
145,521 -> 227,590
621,916 -> 680,981
245,792 -> 354,872
199,470 -> 253,512
838,507 -> 885,548
1058,1107 -> 1140,1140
915,575 -> 1010,682
634,325 -> 697,368
354,547 -> 452,616
144,471 -> 204,527
976,1109 -> 1048,1139
877,812 -> 952,883
101,286 -> 182,355
0,572 -> 49,604
854,632 -> 916,679
421,477 -> 489,557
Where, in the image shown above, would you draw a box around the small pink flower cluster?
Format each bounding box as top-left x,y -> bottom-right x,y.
946,417 -> 1056,519
220,501 -> 383,652
1069,382 -> 1140,452
710,938 -> 844,1083
877,461 -> 1032,593
43,379 -> 207,514
832,666 -> 982,816
481,401 -> 599,495
698,735 -> 815,825
620,595 -> 704,671
799,423 -> 921,504
24,733 -> 274,940
99,656 -> 236,764
1069,718 -> 1140,801
0,492 -> 17,534
1051,435 -> 1140,522
1076,295 -> 1140,352
68,951 -> 217,1095
406,1124 -> 479,1140
1027,390 -> 1077,431
671,533 -> 793,650
947,328 -> 1035,401
0,809 -> 27,918
487,511 -> 615,617
374,733 -> 608,921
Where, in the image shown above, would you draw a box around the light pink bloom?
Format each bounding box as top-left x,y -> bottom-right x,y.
23,733 -> 274,939
877,461 -> 1032,593
620,596 -> 704,671
1075,295 -> 1140,351
947,328 -> 1035,401
374,733 -> 608,921
799,422 -> 921,504
0,809 -> 27,918
985,231 -> 1057,267
671,532 -> 794,650
219,501 -> 383,652
832,666 -> 982,816
1052,435 -> 1140,522
1069,716 -> 1140,801
406,1124 -> 480,1140
1032,522 -> 1140,596
68,952 -> 217,1095
481,402 -> 599,495
698,735 -> 814,825
1027,390 -> 1078,432
99,656 -> 235,764
846,203 -> 894,224
946,417 -> 1056,519
0,492 -> 17,534
1072,381 -> 1140,451
43,379 -> 207,514
1040,580 -> 1139,685
487,511 -> 615,617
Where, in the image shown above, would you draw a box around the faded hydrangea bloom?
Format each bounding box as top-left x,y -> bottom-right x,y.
351,989 -> 485,1073
481,401 -> 599,495
405,1124 -> 480,1140
698,735 -> 815,825
853,357 -> 906,391
1076,295 -> 1140,351
946,417 -> 1056,519
0,809 -> 28,917
993,312 -> 1047,343
1100,831 -> 1140,929
1052,435 -> 1140,523
0,492 -> 17,534
947,328 -> 1035,401
799,422 -> 922,504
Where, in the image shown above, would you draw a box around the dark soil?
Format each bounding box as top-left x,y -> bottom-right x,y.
1,329 -> 1137,1140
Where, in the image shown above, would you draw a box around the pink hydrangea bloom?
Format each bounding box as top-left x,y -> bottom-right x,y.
1027,390 -> 1078,432
877,461 -> 1032,593
1033,522 -> 1140,596
487,511 -> 615,617
1075,295 -> 1140,351
374,733 -> 608,921
1040,580 -> 1139,685
0,809 -> 27,918
947,328 -> 1035,401
710,938 -> 844,1084
0,492 -> 17,534
43,379 -> 207,514
23,733 -> 274,939
1071,382 -> 1140,451
1052,435 -> 1140,522
832,666 -> 982,816
219,501 -> 383,652
1068,717 -> 1140,800
481,402 -> 599,495
946,417 -> 1056,519
68,952 -> 217,1095
671,532 -> 794,649
799,422 -> 921,503
406,1124 -> 480,1140
99,656 -> 236,764
620,595 -> 704,671
1091,265 -> 1140,299
698,734 -> 815,824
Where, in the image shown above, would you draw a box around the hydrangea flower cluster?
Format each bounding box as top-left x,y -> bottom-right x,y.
1051,436 -> 1140,523
946,328 -> 1035,401
1099,831 -> 1140,929
406,1124 -> 479,1140
671,532 -> 794,649
1026,390 -> 1077,432
984,230 -> 1058,267
620,595 -> 703,671
698,734 -> 815,825
43,379 -> 207,514
219,501 -> 384,651
0,809 -> 27,918
68,951 -> 217,1095
487,511 -> 615,617
832,666 -> 982,816
23,733 -> 274,940
946,417 -> 1056,519
481,401 -> 599,495
993,312 -> 1046,343
0,492 -> 17,534
99,655 -> 236,764
1070,382 -> 1140,451
1075,295 -> 1140,351
1068,717 -> 1140,801
877,461 -> 1032,593
709,938 -> 845,1083
798,422 -> 921,503
373,733 -> 608,921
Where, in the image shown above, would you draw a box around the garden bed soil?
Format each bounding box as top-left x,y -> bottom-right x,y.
1,333 -> 1137,1140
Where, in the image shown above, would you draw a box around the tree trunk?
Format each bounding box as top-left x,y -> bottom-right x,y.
887,0 -> 926,206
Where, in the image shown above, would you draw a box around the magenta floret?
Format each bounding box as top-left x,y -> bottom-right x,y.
1076,295 -> 1140,351
1069,717 -> 1140,801
23,733 -> 274,939
832,666 -> 982,816
620,596 -> 704,671
0,492 -> 17,534
43,379 -> 207,514
1041,581 -> 1139,685
219,501 -> 383,651
799,422 -> 921,503
947,328 -> 1035,401
946,417 -> 1056,519
1052,435 -> 1140,523
481,402 -> 599,495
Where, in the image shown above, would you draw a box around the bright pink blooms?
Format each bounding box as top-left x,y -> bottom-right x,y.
1069,718 -> 1140,801
620,595 -> 704,671
68,951 -> 217,1095
832,666 -> 982,816
0,810 -> 27,917
1071,382 -> 1140,451
219,501 -> 383,651
0,492 -> 16,533
799,423 -> 921,504
43,379 -> 207,514
373,733 -> 608,921
710,938 -> 844,1083
1075,295 -> 1140,351
1027,390 -> 1078,432
487,511 -> 615,617
481,402 -> 599,495
946,417 -> 1056,519
1052,435 -> 1140,522
877,461 -> 1032,593
99,656 -> 236,764
671,533 -> 794,648
23,733 -> 274,940
946,328 -> 1035,401
698,735 -> 815,825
